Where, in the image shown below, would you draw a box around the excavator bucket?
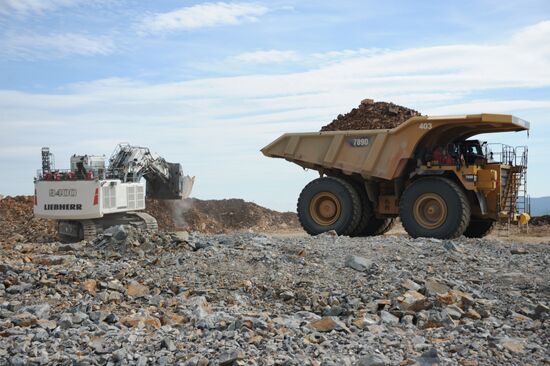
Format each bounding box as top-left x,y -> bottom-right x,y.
146,163 -> 195,199
181,175 -> 195,199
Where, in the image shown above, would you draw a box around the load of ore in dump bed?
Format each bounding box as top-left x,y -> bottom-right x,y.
320,99 -> 422,131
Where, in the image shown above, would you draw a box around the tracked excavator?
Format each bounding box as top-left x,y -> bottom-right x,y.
34,143 -> 194,241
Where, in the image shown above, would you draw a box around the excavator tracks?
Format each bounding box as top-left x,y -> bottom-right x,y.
81,220 -> 103,241
128,212 -> 159,231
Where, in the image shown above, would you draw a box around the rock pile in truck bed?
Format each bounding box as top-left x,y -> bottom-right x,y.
320,99 -> 422,131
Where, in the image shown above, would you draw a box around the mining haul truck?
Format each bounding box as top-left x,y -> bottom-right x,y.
34,144 -> 194,241
262,114 -> 529,239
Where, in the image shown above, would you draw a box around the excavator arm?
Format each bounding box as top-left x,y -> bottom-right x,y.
106,143 -> 194,199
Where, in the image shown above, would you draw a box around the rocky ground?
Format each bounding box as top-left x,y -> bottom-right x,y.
0,196 -> 300,242
1,226 -> 549,365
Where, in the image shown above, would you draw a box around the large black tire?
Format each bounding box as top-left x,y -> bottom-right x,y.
297,177 -> 362,236
348,180 -> 374,237
400,177 -> 470,239
463,219 -> 496,238
360,217 -> 396,236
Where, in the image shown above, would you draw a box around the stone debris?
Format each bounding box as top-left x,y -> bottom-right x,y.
497,337 -> 526,354
309,316 -> 349,333
126,280 -> 150,297
415,348 -> 440,366
356,353 -> 389,366
344,255 -> 373,272
510,247 -> 528,255
399,290 -> 430,312
424,278 -> 450,296
0,226 -> 548,365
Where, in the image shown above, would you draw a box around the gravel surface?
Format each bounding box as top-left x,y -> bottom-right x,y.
1,228 -> 549,365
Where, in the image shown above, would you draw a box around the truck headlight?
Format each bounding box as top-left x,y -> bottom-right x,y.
463,174 -> 477,182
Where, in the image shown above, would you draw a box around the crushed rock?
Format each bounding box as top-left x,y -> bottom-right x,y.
0,228 -> 548,365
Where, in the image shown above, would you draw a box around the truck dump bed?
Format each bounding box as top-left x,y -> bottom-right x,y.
262,114 -> 529,180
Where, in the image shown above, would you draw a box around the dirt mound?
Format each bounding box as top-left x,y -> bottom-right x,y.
0,195 -> 299,242
321,99 -> 421,131
531,215 -> 550,226
0,196 -> 57,243
146,198 -> 300,233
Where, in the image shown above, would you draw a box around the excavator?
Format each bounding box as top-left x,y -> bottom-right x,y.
33,143 -> 194,241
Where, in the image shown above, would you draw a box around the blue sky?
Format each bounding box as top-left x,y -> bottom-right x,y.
0,0 -> 549,211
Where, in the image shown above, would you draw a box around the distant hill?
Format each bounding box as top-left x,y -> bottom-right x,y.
530,196 -> 550,216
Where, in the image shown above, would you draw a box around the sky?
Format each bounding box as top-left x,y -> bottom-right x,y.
0,0 -> 549,211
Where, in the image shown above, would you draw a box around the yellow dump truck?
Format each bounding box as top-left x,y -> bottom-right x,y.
262,114 -> 529,239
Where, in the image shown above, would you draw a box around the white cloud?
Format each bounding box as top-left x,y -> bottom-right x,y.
1,21 -> 550,208
0,32 -> 115,60
0,0 -> 78,15
233,49 -> 299,63
141,2 -> 269,33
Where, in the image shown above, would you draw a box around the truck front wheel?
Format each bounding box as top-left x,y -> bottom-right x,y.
400,177 -> 470,239
297,177 -> 361,235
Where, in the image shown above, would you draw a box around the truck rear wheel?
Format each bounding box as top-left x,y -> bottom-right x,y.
298,177 -> 361,235
400,177 -> 470,239
463,219 -> 495,238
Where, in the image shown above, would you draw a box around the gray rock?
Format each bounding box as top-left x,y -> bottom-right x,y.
174,231 -> 190,242
510,247 -> 528,255
6,283 -> 32,294
34,328 -> 49,341
402,279 -> 422,291
161,338 -> 176,352
534,303 -> 549,319
443,304 -> 464,320
104,225 -> 128,242
58,242 -> 84,252
106,280 -> 125,292
424,279 -> 450,296
11,311 -> 36,326
356,353 -> 388,366
59,313 -> 73,329
20,303 -> 50,319
380,311 -> 399,325
345,255 -> 373,272
219,349 -> 244,366
280,290 -> 295,301
416,348 -> 440,365
443,241 -> 460,252
10,355 -> 26,366
422,310 -> 456,329
72,312 -> 89,324
104,313 -> 118,324
112,348 -> 127,362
